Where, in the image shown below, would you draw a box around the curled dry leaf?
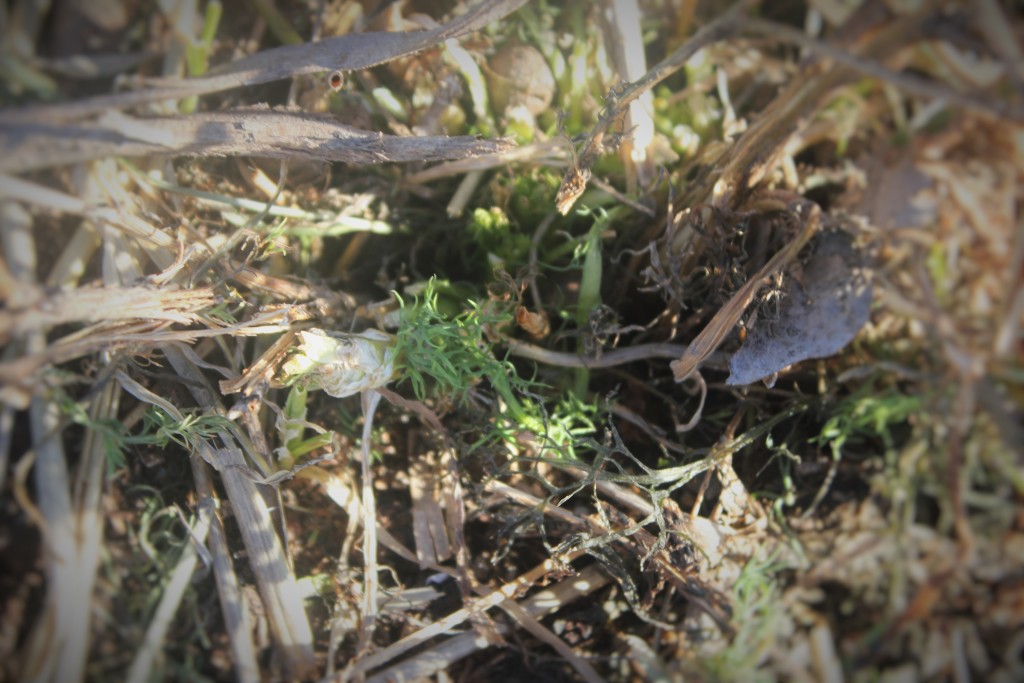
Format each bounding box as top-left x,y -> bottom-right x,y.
281,328 -> 397,398
515,305 -> 550,339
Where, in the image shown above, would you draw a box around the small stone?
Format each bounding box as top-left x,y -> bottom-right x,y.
486,43 -> 556,117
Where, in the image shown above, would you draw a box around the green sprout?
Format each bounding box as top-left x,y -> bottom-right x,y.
180,0 -> 223,113
276,383 -> 334,470
508,168 -> 561,225
278,278 -> 602,461
395,279 -> 606,460
690,552 -> 789,682
816,385 -> 922,460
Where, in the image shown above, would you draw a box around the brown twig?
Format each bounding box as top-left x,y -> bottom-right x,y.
0,0 -> 530,125
0,109 -> 517,174
363,566 -> 611,683
556,3 -> 1021,215
555,2 -> 747,214
189,454 -> 260,683
670,202 -> 821,382
0,284 -> 216,343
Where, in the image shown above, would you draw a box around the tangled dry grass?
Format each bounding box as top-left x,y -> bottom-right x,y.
1,1 -> 1022,681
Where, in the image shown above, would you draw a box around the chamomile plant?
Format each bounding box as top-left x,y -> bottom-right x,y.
279,278 -> 599,462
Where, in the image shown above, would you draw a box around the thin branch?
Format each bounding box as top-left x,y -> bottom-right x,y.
340,553 -> 584,680
0,284 -> 216,342
161,345 -> 317,680
505,337 -> 728,370
0,0 -> 530,125
355,389 -> 383,660
363,566 -> 611,683
555,2 -> 748,213
741,16 -> 1021,122
126,509 -> 212,683
556,4 -> 1022,214
190,457 -> 260,683
0,109 -> 517,174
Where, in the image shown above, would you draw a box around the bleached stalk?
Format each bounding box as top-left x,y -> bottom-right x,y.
355,389 -> 383,656
126,510 -> 212,683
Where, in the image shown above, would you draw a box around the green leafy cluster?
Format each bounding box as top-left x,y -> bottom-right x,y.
816,385 -> 923,458
492,168 -> 560,226
393,279 -> 531,417
128,408 -> 235,452
57,390 -> 232,474
511,170 -> 560,224
466,206 -> 529,262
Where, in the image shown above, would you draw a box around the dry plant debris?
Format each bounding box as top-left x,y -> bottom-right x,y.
0,1 -> 1022,682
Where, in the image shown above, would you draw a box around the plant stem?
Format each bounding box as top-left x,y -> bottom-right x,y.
574,220 -> 603,398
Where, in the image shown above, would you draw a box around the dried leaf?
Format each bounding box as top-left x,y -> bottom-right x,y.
726,230 -> 872,385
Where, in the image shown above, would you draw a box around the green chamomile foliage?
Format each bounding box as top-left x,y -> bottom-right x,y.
129,408 -> 234,452
391,279 -> 605,461
393,278 -> 531,415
